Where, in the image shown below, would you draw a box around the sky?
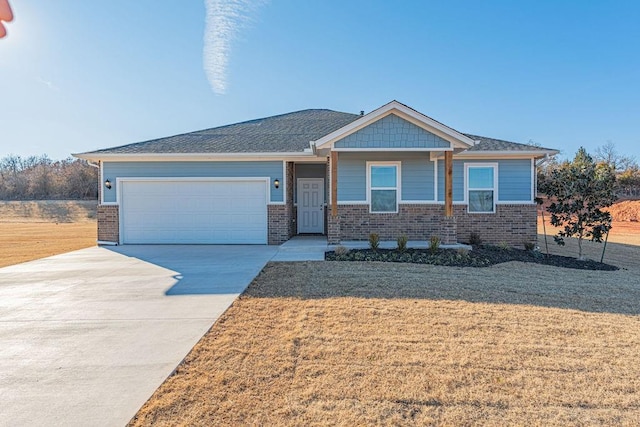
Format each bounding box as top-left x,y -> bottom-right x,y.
1,0 -> 639,161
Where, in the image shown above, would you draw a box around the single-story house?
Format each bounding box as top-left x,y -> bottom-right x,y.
74,100 -> 558,246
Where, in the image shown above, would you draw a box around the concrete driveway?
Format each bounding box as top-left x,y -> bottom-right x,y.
0,245 -> 278,427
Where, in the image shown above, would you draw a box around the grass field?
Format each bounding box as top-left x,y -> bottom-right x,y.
129,232 -> 640,426
0,201 -> 96,268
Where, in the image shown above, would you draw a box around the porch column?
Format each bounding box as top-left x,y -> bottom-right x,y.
330,151 -> 338,217
442,150 -> 457,244
328,151 -> 340,244
444,151 -> 453,216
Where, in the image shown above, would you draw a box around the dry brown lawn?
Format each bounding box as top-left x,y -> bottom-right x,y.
130,228 -> 640,426
0,201 -> 96,267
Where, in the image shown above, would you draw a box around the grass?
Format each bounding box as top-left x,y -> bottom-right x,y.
0,201 -> 96,267
129,232 -> 640,426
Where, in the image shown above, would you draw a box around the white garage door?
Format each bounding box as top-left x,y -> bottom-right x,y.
120,179 -> 268,244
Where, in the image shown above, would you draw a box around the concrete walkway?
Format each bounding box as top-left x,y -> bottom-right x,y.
0,245 -> 277,427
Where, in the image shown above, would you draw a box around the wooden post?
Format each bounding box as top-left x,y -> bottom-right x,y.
444,151 -> 453,217
331,151 -> 338,217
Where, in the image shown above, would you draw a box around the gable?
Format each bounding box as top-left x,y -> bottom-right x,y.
334,114 -> 451,150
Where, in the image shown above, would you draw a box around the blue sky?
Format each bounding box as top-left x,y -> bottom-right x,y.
1,0 -> 639,161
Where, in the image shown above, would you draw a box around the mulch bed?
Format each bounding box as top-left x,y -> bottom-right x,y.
325,245 -> 619,271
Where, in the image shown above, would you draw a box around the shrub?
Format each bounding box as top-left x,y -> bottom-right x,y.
368,233 -> 380,250
469,232 -> 482,246
397,234 -> 408,252
523,241 -> 535,251
429,235 -> 441,254
334,245 -> 349,256
497,241 -> 511,250
457,247 -> 469,258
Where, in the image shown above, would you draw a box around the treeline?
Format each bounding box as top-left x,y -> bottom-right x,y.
539,142 -> 640,199
0,154 -> 98,200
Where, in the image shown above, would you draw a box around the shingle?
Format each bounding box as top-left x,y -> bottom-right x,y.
84,109 -> 361,155
463,134 -> 554,152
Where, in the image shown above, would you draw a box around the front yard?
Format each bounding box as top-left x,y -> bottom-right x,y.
129,236 -> 640,426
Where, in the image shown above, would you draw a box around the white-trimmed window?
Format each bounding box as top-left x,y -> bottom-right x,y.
368,162 -> 400,213
466,164 -> 497,213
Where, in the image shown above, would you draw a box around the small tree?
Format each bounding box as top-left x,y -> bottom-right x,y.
539,147 -> 616,260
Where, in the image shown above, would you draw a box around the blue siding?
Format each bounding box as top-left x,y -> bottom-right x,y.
436,159 -> 533,202
337,153 -> 434,202
498,159 -> 532,201
402,157 -> 434,200
334,114 -> 451,149
437,160 -> 465,202
337,156 -> 366,201
102,161 -> 284,203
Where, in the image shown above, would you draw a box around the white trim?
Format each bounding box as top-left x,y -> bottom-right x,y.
296,178 -> 325,234
100,161 -> 105,204
433,157 -> 438,203
531,158 -> 536,200
116,177 -> 271,245
314,101 -> 474,150
281,161 -> 286,206
332,147 -> 453,152
366,161 -> 401,214
464,163 -> 498,214
445,150 -> 558,159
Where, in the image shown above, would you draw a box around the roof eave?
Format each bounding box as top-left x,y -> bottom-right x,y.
73,151 -> 315,162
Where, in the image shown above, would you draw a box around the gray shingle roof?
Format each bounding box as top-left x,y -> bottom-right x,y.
79,109 -> 554,156
84,109 -> 361,155
463,134 -> 554,152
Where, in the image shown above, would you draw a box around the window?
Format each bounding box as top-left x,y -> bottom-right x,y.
467,165 -> 496,213
369,163 -> 399,213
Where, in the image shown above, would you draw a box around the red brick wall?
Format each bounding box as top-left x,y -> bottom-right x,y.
268,204 -> 291,245
97,205 -> 119,243
455,204 -> 537,246
330,203 -> 537,247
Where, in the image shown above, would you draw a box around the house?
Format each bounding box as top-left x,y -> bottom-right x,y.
74,101 -> 558,246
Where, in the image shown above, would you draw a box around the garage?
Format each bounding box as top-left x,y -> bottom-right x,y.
119,179 -> 268,244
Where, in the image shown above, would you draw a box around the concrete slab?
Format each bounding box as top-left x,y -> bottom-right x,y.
0,245 -> 277,427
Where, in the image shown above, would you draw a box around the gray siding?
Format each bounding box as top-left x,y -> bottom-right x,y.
498,159 -> 532,201
334,114 -> 451,149
336,153 -> 434,202
437,160 -> 465,202
102,161 -> 284,203
436,159 -> 533,202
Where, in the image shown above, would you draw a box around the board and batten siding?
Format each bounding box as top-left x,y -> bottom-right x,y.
334,114 -> 451,149
102,161 -> 284,203
436,159 -> 533,203
336,152 -> 435,202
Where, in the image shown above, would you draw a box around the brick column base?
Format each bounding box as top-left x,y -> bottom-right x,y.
440,216 -> 457,245
328,214 -> 340,244
97,205 -> 119,243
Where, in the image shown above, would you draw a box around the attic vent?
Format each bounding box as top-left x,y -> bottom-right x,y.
360,110 -> 364,116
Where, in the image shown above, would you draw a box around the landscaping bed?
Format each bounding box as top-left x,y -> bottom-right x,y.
325,245 -> 618,270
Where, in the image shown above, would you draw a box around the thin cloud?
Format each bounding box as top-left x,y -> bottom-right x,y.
36,76 -> 59,91
203,0 -> 266,95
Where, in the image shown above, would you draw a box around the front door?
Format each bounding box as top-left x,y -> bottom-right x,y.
297,178 -> 324,234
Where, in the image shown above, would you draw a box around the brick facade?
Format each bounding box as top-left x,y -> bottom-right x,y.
97,205 -> 119,243
327,203 -> 537,247
454,204 -> 537,246
268,204 -> 291,245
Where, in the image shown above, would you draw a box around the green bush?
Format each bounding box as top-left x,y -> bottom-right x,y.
397,234 -> 408,252
469,232 -> 482,246
368,233 -> 380,250
429,235 -> 441,254
523,241 -> 535,251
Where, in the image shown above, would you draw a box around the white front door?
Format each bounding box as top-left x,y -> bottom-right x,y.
297,178 -> 324,234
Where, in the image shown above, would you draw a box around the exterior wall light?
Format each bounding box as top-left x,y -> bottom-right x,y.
105,179 -> 112,189
274,178 -> 280,189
